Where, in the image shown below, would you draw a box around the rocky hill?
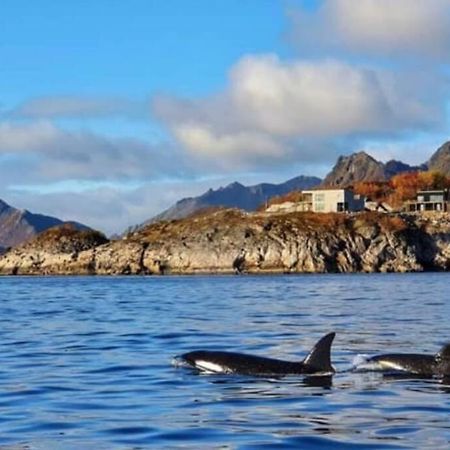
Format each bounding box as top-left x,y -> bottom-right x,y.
321,140 -> 450,188
131,175 -> 321,230
321,152 -> 423,187
0,198 -> 90,250
1,209 -> 449,275
428,141 -> 450,175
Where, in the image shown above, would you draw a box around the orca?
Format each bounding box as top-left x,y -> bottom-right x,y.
354,342 -> 450,378
177,332 -> 335,376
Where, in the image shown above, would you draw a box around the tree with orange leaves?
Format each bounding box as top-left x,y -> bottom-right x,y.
388,170 -> 450,207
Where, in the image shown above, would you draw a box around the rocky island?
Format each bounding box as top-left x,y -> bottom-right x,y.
0,209 -> 449,275
1,143 -> 450,276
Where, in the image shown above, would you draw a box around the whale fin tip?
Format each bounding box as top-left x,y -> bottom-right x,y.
302,332 -> 336,374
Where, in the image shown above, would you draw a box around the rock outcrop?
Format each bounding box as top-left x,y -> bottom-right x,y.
1,210 -> 449,275
0,224 -> 108,275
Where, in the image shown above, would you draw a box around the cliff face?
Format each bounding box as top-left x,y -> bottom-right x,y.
1,210 -> 449,275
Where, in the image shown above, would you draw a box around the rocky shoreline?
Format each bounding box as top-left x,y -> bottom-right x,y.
0,210 -> 449,275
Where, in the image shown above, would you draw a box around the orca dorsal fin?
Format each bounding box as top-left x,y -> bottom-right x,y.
302,332 -> 336,373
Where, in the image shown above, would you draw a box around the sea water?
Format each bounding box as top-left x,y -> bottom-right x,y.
0,274 -> 449,449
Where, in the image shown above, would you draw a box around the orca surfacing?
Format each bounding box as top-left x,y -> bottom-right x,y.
354,342 -> 450,378
178,332 -> 335,376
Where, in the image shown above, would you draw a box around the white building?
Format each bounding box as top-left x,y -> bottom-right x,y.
301,189 -> 365,213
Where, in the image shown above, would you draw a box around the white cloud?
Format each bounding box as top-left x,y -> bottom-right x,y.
174,125 -> 287,163
10,95 -> 147,119
0,121 -> 60,152
0,121 -> 188,183
230,56 -> 394,136
154,54 -> 444,166
289,0 -> 450,60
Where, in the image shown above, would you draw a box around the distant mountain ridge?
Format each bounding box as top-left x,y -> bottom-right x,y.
130,175 -> 321,231
0,198 -> 89,251
127,141 -> 450,233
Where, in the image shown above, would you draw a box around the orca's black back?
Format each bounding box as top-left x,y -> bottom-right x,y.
183,350 -> 305,375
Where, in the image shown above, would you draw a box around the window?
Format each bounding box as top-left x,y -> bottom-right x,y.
315,202 -> 325,212
315,193 -> 325,201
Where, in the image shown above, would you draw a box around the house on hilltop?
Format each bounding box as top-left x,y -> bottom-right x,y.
266,189 -> 365,214
303,189 -> 365,213
405,189 -> 450,212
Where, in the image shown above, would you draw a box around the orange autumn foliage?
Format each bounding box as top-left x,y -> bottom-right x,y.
260,170 -> 450,212
353,181 -> 391,202
354,171 -> 450,208
388,171 -> 450,206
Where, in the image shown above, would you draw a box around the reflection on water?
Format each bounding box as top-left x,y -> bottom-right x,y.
0,273 -> 448,448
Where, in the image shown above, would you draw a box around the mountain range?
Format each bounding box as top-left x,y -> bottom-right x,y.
2,140 -> 450,248
0,199 -> 88,252
144,175 -> 321,226
141,141 -> 450,225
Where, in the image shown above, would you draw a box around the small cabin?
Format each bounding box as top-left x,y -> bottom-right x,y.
406,189 -> 449,212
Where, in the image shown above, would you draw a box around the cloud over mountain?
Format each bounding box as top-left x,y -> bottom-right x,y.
154,55 -> 445,168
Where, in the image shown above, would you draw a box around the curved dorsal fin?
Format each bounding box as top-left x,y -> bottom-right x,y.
302,332 -> 336,373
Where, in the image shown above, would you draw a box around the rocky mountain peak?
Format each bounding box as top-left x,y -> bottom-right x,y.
321,150 -> 425,188
428,141 -> 450,175
321,151 -> 386,187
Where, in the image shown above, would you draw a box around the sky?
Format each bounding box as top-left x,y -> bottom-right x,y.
1,0 -> 450,234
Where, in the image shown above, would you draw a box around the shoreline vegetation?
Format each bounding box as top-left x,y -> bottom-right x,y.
0,209 -> 449,276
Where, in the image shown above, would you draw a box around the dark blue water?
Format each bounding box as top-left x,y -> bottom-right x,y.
0,274 -> 449,449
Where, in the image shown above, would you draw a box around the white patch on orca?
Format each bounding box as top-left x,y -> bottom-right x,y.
194,360 -> 228,374
352,354 -> 407,372
376,360 -> 407,372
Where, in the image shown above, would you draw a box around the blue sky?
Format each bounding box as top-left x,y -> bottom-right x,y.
1,1 -> 288,101
1,0 -> 450,233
